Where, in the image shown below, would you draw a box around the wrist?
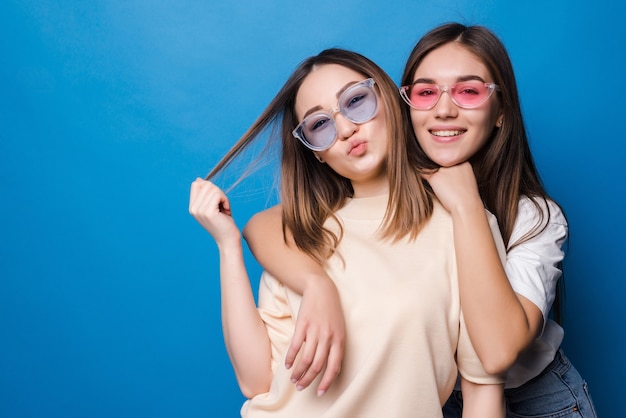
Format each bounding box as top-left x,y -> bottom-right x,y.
448,196 -> 485,220
301,271 -> 336,294
217,235 -> 244,256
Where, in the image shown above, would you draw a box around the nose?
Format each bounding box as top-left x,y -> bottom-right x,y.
433,87 -> 458,119
333,111 -> 357,140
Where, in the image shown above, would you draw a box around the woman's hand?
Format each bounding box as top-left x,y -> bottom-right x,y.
287,277 -> 345,396
189,178 -> 240,247
422,162 -> 483,215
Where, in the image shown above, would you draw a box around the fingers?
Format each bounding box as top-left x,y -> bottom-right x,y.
188,179 -> 240,244
286,320 -> 320,390
189,179 -> 228,217
316,343 -> 343,396
285,324 -> 306,370
291,336 -> 330,392
189,178 -> 213,213
286,328 -> 344,395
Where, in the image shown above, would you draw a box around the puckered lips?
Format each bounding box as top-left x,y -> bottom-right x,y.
348,140 -> 367,156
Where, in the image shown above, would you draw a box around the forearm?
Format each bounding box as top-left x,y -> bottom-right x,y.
460,378 -> 504,418
189,179 -> 273,396
452,203 -> 541,372
218,241 -> 272,398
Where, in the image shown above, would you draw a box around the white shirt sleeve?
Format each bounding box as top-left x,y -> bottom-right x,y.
504,197 -> 568,330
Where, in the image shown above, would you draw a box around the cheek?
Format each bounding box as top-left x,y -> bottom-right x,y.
410,111 -> 429,132
410,115 -> 430,147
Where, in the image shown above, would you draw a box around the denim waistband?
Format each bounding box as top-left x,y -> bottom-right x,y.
505,348 -> 569,394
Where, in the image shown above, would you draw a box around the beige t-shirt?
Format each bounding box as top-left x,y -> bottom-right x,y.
242,194 -> 504,418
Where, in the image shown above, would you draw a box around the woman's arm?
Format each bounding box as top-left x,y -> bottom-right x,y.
460,378 -> 505,418
243,206 -> 345,396
189,179 -> 272,398
425,163 -> 543,374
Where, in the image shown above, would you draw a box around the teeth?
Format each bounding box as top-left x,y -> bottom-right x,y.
431,130 -> 464,137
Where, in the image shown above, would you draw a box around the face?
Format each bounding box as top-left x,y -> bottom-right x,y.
295,64 -> 389,194
408,42 -> 502,167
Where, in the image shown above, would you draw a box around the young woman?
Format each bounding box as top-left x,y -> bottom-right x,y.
190,48 -> 505,417
243,24 -> 597,417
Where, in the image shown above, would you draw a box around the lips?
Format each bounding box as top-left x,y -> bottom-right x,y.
348,141 -> 367,156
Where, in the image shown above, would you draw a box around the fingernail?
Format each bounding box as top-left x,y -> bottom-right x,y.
285,363 -> 292,369
296,385 -> 304,391
290,378 -> 297,384
317,389 -> 325,397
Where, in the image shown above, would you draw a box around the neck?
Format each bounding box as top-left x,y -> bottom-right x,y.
351,176 -> 389,198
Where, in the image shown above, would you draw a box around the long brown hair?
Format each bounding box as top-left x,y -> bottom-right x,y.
401,23 -> 565,321
208,48 -> 433,263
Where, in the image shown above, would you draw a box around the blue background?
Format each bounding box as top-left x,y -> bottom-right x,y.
1,1 -> 623,417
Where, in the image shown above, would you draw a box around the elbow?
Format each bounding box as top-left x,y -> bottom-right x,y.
240,386 -> 264,400
478,319 -> 538,375
238,378 -> 271,400
480,350 -> 519,375
235,364 -> 273,399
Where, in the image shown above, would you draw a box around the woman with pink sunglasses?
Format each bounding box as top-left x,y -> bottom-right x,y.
244,23 -> 597,417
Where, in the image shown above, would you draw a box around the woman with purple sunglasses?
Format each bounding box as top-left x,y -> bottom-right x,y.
245,23 -> 597,417
190,47 -> 506,417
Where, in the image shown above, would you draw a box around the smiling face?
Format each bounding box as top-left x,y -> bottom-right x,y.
295,64 -> 389,196
408,42 -> 503,167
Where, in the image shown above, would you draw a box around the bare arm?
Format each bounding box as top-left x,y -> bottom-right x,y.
425,163 -> 543,374
189,179 -> 272,398
460,377 -> 505,418
243,206 -> 345,396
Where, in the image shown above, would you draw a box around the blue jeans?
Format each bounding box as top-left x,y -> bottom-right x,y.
443,349 -> 597,417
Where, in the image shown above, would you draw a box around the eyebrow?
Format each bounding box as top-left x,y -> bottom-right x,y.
411,75 -> 487,85
302,80 -> 360,119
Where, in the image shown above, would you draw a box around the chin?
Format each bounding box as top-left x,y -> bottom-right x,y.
431,156 -> 465,168
423,147 -> 467,168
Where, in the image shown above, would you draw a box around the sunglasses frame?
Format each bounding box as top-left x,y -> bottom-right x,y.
399,81 -> 500,110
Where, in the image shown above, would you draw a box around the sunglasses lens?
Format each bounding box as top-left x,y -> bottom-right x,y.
340,82 -> 378,123
297,115 -> 337,150
450,81 -> 491,108
405,84 -> 440,109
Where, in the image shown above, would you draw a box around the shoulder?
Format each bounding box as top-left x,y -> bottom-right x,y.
248,204 -> 282,224
243,204 -> 283,239
509,196 -> 568,250
516,196 -> 567,227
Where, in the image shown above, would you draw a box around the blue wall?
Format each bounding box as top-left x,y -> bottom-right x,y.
1,1 -> 623,416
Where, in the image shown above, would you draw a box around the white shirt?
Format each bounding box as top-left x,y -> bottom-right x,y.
503,196 -> 568,388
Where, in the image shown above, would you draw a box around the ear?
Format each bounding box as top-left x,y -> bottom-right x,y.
496,114 -> 504,128
314,153 -> 325,163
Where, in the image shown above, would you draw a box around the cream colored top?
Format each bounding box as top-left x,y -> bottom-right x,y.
242,194 -> 504,418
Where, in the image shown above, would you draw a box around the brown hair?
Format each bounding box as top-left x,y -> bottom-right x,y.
208,48 -> 432,263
